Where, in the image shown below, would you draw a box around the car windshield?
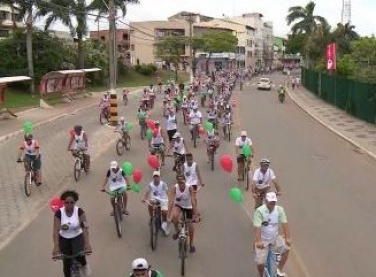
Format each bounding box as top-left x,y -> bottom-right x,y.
259,78 -> 270,83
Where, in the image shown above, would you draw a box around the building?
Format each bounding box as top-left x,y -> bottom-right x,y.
168,11 -> 214,23
48,30 -> 75,43
195,52 -> 237,73
273,36 -> 286,69
129,20 -> 190,68
0,4 -> 25,39
231,13 -> 274,69
90,28 -> 131,66
193,18 -> 256,68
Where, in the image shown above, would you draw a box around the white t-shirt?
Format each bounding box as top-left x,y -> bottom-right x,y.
107,168 -> 127,191
166,114 -> 177,130
189,110 -> 202,125
252,168 -> 276,190
174,183 -> 192,209
184,162 -> 198,186
173,138 -> 186,155
235,137 -> 252,148
148,181 -> 169,202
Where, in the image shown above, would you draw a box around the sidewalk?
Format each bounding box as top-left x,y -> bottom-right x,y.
0,88 -> 141,142
287,85 -> 376,161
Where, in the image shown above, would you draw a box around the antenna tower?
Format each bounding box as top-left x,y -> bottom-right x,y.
341,0 -> 351,24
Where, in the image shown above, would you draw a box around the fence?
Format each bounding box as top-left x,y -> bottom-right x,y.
301,68 -> 376,124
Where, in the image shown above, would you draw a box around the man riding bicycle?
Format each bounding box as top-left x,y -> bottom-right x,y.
17,133 -> 42,185
205,129 -> 220,163
235,131 -> 253,181
116,117 -> 131,141
67,125 -> 90,170
101,161 -> 130,215
98,92 -> 110,117
167,132 -> 189,172
206,106 -> 218,130
142,171 -> 170,235
149,121 -> 167,166
126,258 -> 164,277
189,105 -> 202,140
137,105 -> 148,139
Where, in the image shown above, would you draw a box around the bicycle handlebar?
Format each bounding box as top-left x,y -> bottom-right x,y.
143,199 -> 162,207
52,250 -> 92,260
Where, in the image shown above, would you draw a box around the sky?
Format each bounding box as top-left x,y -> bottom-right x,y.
36,0 -> 375,37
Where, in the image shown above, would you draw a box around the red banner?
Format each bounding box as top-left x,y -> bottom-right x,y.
326,43 -> 337,71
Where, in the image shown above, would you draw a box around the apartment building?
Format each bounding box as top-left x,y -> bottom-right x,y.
0,4 -> 25,39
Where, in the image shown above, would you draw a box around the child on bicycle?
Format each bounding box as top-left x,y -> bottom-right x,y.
17,133 -> 42,185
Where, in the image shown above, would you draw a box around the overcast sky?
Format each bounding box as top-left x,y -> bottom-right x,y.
36,0 -> 375,37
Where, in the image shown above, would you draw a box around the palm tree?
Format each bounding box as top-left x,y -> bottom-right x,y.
87,0 -> 139,19
286,1 -> 328,35
38,0 -> 89,69
331,22 -> 359,55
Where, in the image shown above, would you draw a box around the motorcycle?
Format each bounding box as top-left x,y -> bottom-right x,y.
278,89 -> 286,103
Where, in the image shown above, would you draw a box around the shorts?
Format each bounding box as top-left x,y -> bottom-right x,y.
254,236 -> 290,265
109,186 -> 127,199
150,144 -> 164,154
167,129 -> 177,142
190,124 -> 200,131
174,153 -> 185,163
151,199 -> 168,211
175,205 -> 193,219
24,154 -> 41,170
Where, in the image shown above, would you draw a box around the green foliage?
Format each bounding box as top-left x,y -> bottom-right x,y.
285,33 -> 307,54
199,31 -> 238,53
133,64 -> 157,76
155,35 -> 187,65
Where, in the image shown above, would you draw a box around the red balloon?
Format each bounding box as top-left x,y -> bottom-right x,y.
153,128 -> 159,137
147,154 -> 160,169
198,126 -> 205,135
132,169 -> 143,184
49,197 -> 63,213
146,120 -> 155,130
220,154 -> 233,173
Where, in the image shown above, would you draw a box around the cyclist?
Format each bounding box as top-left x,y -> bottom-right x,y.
137,105 -> 148,140
189,105 -> 202,140
101,161 -> 130,215
67,125 -> 90,170
52,190 -> 92,277
235,131 -> 253,181
222,106 -> 232,136
205,129 -> 220,163
17,133 -> 42,185
165,108 -> 177,142
149,121 -> 167,166
252,159 -> 281,208
253,192 -> 291,277
122,88 -> 130,104
167,132 -> 189,172
168,174 -> 197,253
98,92 -> 110,117
142,171 -> 169,235
115,117 -> 131,141
126,258 -> 164,277
206,105 -> 217,130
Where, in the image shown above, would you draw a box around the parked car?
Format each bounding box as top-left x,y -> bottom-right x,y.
257,78 -> 272,90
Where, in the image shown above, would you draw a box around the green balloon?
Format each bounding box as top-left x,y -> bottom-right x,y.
122,161 -> 133,176
130,183 -> 141,193
229,187 -> 244,203
205,121 -> 214,132
23,121 -> 33,133
126,122 -> 133,131
146,128 -> 153,140
242,145 -> 252,157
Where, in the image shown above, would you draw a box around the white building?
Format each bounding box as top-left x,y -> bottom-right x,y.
0,4 -> 25,39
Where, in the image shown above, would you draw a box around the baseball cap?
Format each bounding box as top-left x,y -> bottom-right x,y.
173,132 -> 181,139
132,258 -> 148,270
241,131 -> 247,136
110,161 -> 118,169
153,171 -> 160,177
265,192 -> 277,202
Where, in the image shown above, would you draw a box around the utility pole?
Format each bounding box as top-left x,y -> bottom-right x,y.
181,12 -> 198,83
108,0 -> 118,125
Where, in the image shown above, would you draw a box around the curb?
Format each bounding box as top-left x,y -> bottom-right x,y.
287,89 -> 376,162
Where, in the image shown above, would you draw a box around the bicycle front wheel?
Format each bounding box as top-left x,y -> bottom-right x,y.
116,139 -> 125,156
245,165 -> 250,191
24,172 -> 32,197
210,152 -> 214,171
179,239 -> 186,276
228,125 -> 231,141
150,216 -> 158,251
99,113 -> 106,125
74,159 -> 81,182
114,204 -> 122,238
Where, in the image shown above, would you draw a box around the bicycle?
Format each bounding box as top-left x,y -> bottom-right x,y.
102,188 -> 126,238
182,107 -> 189,125
238,155 -> 250,191
17,159 -> 38,197
73,150 -> 88,182
177,210 -> 190,276
139,122 -> 147,140
122,92 -> 129,105
167,153 -> 185,176
144,199 -> 162,251
223,122 -> 232,141
99,107 -> 110,124
207,144 -> 216,171
192,124 -> 200,148
151,144 -> 163,172
115,131 -> 131,155
53,250 -> 91,277
263,244 -> 282,277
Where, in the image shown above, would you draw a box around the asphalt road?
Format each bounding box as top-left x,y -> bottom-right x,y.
1,74 -> 375,277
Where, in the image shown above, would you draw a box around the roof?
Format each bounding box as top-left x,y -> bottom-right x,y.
193,22 -> 234,31
0,76 -> 31,84
55,68 -> 101,74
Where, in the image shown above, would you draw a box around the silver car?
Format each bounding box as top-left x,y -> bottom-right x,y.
257,78 -> 271,90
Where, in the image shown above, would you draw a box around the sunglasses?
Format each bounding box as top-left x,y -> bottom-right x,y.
64,201 -> 75,204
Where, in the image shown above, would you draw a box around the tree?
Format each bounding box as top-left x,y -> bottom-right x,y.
304,21 -> 331,68
286,1 -> 328,35
198,31 -> 238,74
155,35 -> 187,81
285,33 -> 307,54
331,22 -> 359,55
87,0 -> 139,20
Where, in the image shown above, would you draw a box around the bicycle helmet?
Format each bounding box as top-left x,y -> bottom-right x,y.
260,158 -> 270,165
132,258 -> 149,270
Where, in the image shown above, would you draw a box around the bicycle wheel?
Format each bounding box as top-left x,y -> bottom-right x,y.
210,151 -> 214,171
99,113 -> 106,125
125,138 -> 131,151
179,238 -> 186,276
114,204 -> 122,238
193,128 -> 197,148
228,125 -> 231,141
24,172 -> 32,197
150,216 -> 158,251
74,159 -> 81,181
70,260 -> 80,277
183,110 -> 187,125
115,139 -> 124,156
245,164 -> 250,191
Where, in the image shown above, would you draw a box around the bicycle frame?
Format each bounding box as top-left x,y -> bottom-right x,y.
53,250 -> 90,277
264,245 -> 281,277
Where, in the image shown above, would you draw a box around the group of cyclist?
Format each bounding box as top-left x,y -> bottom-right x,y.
16,68 -> 292,277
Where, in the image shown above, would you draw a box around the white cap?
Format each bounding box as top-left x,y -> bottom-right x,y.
120,116 -> 125,121
241,131 -> 247,136
265,192 -> 277,202
132,258 -> 148,270
110,161 -> 118,169
152,171 -> 160,177
193,105 -> 198,109
173,132 -> 181,139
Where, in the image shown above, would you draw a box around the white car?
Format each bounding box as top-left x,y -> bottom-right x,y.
257,78 -> 272,90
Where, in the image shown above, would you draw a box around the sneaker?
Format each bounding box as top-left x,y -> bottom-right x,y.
161,222 -> 170,235
82,263 -> 92,276
189,246 -> 196,253
277,268 -> 286,277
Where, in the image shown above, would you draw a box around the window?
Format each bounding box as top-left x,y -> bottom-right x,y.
130,44 -> 135,51
0,11 -> 9,20
247,51 -> 253,57
122,33 -> 129,40
100,36 -> 105,41
236,46 -> 245,54
0,29 -> 10,38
